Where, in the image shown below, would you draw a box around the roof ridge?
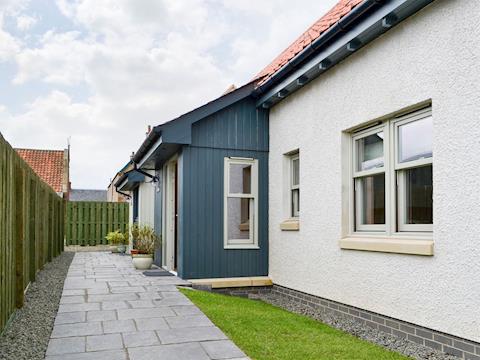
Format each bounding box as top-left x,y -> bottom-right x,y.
15,147 -> 65,152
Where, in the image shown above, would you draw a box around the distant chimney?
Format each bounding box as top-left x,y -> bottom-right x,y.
130,151 -> 135,159
146,125 -> 152,137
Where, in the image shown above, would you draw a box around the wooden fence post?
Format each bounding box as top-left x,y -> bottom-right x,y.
29,179 -> 36,283
14,163 -> 25,309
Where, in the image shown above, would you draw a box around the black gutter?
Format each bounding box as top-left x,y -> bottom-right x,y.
114,172 -> 128,188
253,0 -> 384,97
132,126 -> 161,164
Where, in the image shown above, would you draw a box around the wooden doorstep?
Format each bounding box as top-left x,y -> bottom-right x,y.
189,276 -> 273,289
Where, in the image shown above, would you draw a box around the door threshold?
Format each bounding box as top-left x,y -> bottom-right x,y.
162,266 -> 178,276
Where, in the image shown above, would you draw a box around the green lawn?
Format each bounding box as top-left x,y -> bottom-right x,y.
180,288 -> 408,360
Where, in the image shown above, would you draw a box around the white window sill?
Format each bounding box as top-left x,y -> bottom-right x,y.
224,244 -> 260,250
280,219 -> 299,231
339,237 -> 433,256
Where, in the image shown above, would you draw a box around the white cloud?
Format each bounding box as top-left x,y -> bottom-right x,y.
2,0 -> 337,188
0,15 -> 21,61
0,0 -> 29,14
14,30 -> 97,84
16,14 -> 37,31
0,91 -> 135,189
0,27 -> 19,61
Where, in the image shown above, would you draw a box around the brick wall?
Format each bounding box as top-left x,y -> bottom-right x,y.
272,285 -> 480,360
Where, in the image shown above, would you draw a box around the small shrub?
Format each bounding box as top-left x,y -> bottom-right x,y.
105,230 -> 126,245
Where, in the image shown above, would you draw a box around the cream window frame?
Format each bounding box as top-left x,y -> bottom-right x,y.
352,124 -> 387,232
290,153 -> 300,218
349,107 -> 433,238
223,157 -> 259,249
393,108 -> 433,233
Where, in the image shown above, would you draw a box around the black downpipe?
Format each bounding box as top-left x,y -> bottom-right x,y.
115,188 -> 131,199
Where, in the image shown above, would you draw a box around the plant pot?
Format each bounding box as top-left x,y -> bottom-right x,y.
130,249 -> 139,256
110,246 -> 118,253
132,254 -> 153,270
117,245 -> 126,254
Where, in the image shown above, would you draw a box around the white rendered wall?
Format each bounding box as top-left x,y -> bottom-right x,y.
268,0 -> 480,342
138,171 -> 155,228
127,194 -> 134,250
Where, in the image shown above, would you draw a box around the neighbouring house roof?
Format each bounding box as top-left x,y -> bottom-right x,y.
255,0 -> 363,85
16,148 -> 66,193
70,189 -> 107,202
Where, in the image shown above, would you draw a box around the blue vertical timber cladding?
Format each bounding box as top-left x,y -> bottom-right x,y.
180,97 -> 269,279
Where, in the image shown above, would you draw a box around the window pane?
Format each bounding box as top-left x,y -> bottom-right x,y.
355,174 -> 385,225
229,163 -> 251,194
398,116 -> 432,163
292,157 -> 299,186
291,189 -> 299,217
402,165 -> 433,224
227,197 -> 251,240
356,132 -> 384,171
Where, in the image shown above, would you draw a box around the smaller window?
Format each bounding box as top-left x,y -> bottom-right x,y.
224,157 -> 259,249
290,153 -> 300,217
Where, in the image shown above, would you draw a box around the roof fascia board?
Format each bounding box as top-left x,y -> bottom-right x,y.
257,0 -> 433,107
133,82 -> 255,164
160,82 -> 255,144
137,135 -> 163,169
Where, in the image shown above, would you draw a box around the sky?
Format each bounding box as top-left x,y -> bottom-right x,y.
0,0 -> 337,189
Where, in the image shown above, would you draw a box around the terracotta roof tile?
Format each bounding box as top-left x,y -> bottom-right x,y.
255,0 -> 363,85
16,148 -> 65,193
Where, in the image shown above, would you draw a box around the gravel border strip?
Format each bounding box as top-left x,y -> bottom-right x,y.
257,292 -> 459,360
0,251 -> 74,360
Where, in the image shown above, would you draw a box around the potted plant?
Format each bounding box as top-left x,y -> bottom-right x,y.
129,224 -> 140,256
131,224 -> 160,270
105,230 -> 127,254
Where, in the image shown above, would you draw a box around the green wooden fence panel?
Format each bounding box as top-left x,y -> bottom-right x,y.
0,133 -> 65,333
65,201 -> 128,246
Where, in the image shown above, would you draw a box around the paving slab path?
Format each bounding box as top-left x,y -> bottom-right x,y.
46,252 -> 248,360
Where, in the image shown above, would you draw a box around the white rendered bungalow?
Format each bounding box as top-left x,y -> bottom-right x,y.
257,0 -> 480,357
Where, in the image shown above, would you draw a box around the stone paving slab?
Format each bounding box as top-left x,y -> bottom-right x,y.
46,252 -> 249,359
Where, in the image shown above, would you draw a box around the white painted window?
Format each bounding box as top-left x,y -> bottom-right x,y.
290,153 -> 300,218
351,107 -> 432,235
224,157 -> 259,249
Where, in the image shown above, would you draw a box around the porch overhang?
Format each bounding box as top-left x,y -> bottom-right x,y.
136,136 -> 182,170
115,170 -> 145,192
